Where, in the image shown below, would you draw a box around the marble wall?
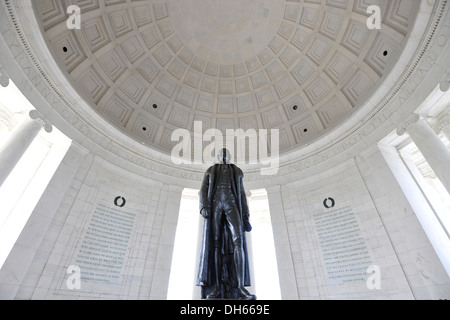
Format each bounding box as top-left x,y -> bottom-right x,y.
0,143 -> 183,299
0,141 -> 449,300
359,146 -> 450,299
268,145 -> 450,300
0,0 -> 449,301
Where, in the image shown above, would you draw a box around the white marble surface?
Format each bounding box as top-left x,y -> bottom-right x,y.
0,0 -> 449,300
0,138 -> 449,300
0,116 -> 42,186
402,117 -> 450,193
0,0 -> 448,187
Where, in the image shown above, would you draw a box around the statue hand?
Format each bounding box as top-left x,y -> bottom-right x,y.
201,208 -> 210,219
243,218 -> 252,232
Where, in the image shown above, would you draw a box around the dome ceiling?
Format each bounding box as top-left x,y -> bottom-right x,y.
34,0 -> 418,156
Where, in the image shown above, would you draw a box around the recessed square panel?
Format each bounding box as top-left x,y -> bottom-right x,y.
108,10 -> 133,38
256,88 -> 276,108
143,93 -> 168,119
176,88 -> 196,107
258,48 -> 274,66
217,97 -> 235,114
291,59 -> 315,86
324,51 -> 357,84
246,57 -> 262,73
304,76 -> 332,105
184,69 -> 201,89
38,0 -> 67,31
341,71 -> 375,106
156,77 -> 177,98
130,113 -> 159,142
121,36 -> 145,63
261,109 -> 283,129
52,30 -> 86,73
341,20 -> 370,56
274,76 -> 296,100
218,80 -> 233,95
284,4 -> 300,22
152,44 -> 172,67
292,28 -> 312,52
153,3 -> 168,20
316,96 -> 349,128
168,59 -> 187,80
291,116 -> 319,144
265,60 -> 284,81
78,67 -> 109,104
251,71 -> 268,89
364,33 -> 400,76
141,26 -> 160,49
99,49 -> 127,82
168,105 -> 190,127
319,11 -> 344,41
299,7 -> 320,30
133,4 -> 153,27
119,75 -> 146,104
279,47 -> 299,68
283,94 -> 309,120
82,16 -> 111,53
235,78 -> 251,94
101,95 -> 133,127
137,57 -> 160,84
307,39 -> 331,66
220,65 -> 234,78
237,95 -> 256,113
197,95 -> 215,112
201,77 -> 217,93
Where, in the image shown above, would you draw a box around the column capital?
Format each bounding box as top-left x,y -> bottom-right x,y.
167,184 -> 184,194
433,114 -> 450,135
265,184 -> 282,194
439,69 -> 450,92
29,110 -> 52,133
397,113 -> 421,136
0,64 -> 9,88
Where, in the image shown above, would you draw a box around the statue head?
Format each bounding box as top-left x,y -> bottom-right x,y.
218,148 -> 231,164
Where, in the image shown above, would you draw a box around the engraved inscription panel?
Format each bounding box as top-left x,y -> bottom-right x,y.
75,204 -> 136,285
313,205 -> 372,285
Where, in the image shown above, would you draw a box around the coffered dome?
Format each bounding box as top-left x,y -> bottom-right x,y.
35,0 -> 418,155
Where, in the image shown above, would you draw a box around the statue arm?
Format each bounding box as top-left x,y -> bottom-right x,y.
199,167 -> 211,218
240,177 -> 250,219
239,171 -> 252,232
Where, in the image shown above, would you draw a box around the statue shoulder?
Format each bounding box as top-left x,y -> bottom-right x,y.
231,164 -> 244,177
205,165 -> 217,174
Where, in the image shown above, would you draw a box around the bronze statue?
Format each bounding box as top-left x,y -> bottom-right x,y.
197,148 -> 256,300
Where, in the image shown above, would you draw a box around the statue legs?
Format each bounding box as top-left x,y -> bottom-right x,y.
233,239 -> 254,299
207,195 -> 255,300
207,241 -> 222,299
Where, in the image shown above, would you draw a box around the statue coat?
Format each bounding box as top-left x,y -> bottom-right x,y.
196,164 -> 251,290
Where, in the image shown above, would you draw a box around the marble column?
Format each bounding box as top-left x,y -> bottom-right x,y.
397,113 -> 450,193
434,114 -> 450,142
266,185 -> 299,300
150,184 -> 183,299
0,108 -> 13,136
0,142 -> 89,299
0,110 -> 52,187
